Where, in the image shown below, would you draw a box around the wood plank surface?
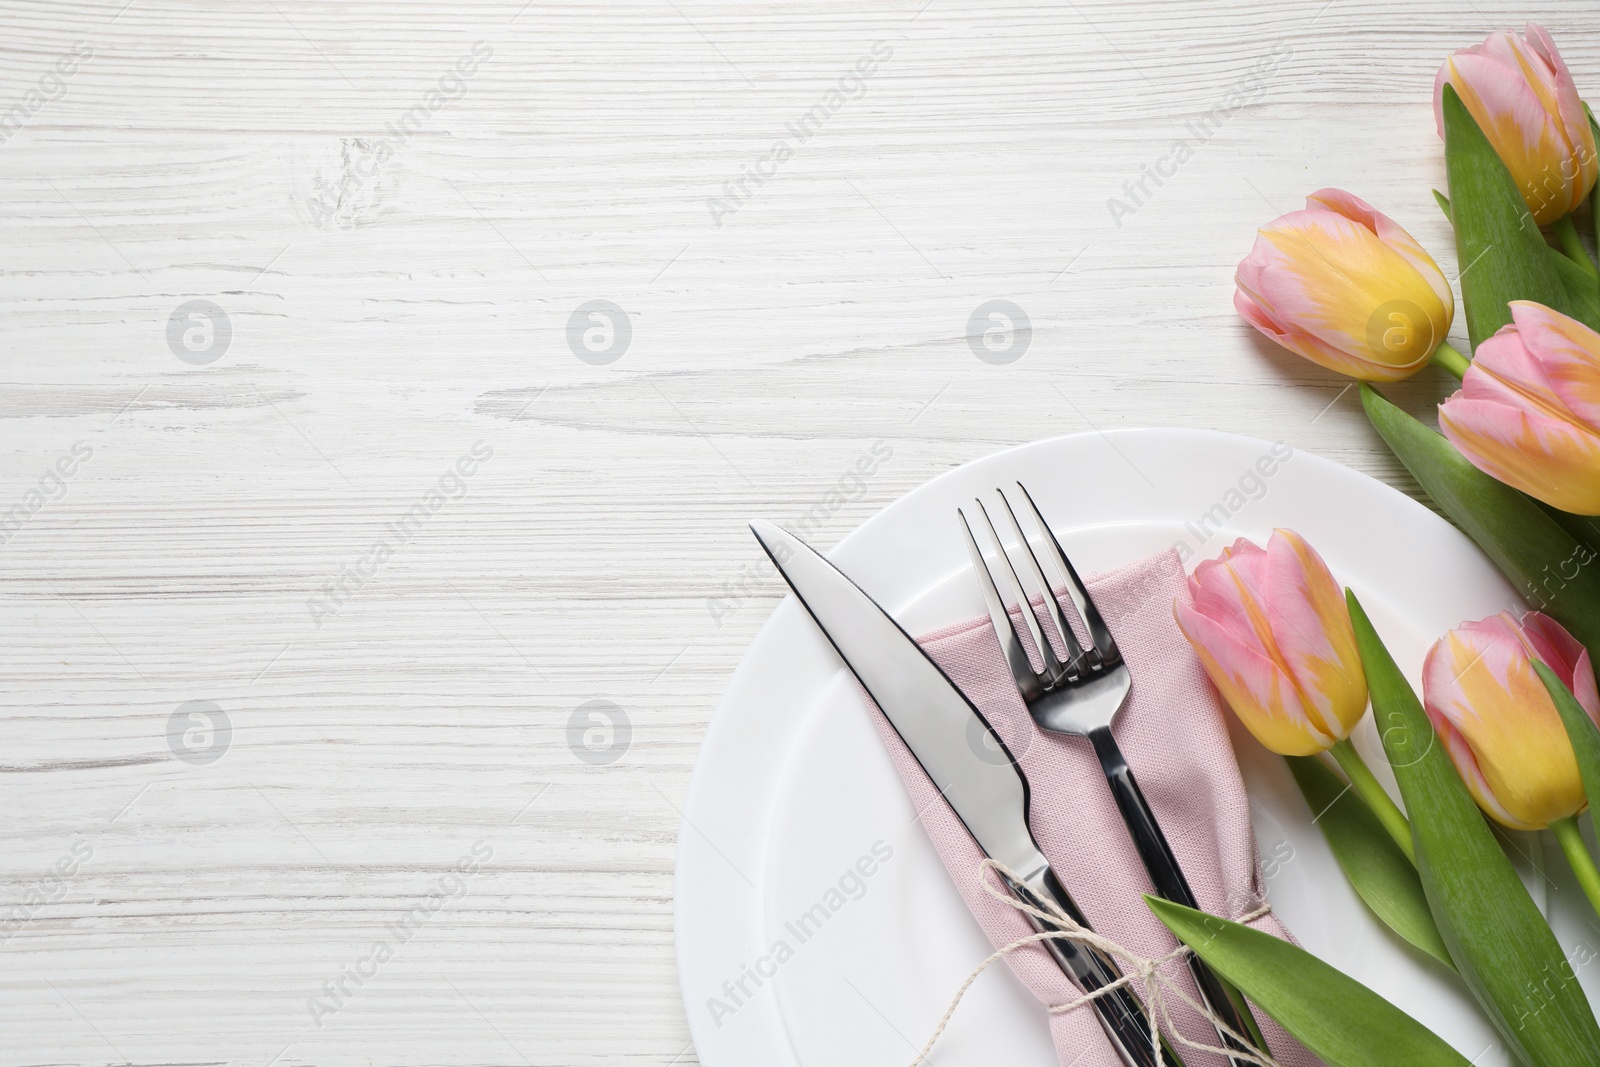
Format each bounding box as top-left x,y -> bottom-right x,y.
0,0 -> 1590,1062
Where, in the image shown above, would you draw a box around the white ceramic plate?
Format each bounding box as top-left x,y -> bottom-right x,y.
676,429 -> 1596,1066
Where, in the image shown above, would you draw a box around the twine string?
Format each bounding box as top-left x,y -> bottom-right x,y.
906,859 -> 1284,1067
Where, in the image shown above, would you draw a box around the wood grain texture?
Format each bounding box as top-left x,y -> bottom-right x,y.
0,0 -> 1593,1062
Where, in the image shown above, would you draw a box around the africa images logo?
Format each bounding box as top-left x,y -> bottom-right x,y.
704,840 -> 894,1028
705,40 -> 893,228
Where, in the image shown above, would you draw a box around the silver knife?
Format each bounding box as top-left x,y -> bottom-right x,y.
750,520 -> 1178,1067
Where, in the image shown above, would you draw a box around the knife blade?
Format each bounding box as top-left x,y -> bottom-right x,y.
749,520 -> 1178,1067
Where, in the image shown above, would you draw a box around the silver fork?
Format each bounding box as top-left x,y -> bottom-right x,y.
958,483 -> 1267,1066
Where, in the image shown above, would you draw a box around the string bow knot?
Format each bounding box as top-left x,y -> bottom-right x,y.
906,859 -> 1283,1067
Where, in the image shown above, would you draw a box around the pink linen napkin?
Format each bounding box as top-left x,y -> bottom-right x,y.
865,547 -> 1323,1067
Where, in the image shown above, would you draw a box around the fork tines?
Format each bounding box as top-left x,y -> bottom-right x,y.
957,484 -> 1121,695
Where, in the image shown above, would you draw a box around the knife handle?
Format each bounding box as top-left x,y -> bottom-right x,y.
1011,867 -> 1179,1067
1088,725 -> 1265,1065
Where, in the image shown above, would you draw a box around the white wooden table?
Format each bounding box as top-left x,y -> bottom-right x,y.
0,1 -> 1586,1062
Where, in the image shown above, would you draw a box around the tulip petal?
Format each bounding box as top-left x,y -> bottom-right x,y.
1470,317 -> 1562,407
1447,305 -> 1600,515
1439,389 -> 1600,514
1506,300 -> 1600,430
1175,601 -> 1334,756
1487,30 -> 1561,117
1517,611 -> 1600,721
1422,629 -> 1539,829
1219,535 -> 1268,582
1424,625 -> 1587,829
1447,51 -> 1562,161
1572,648 -> 1600,722
1433,707 -> 1537,830
1435,25 -> 1597,225
1245,210 -> 1444,375
1188,539 -> 1270,650
1232,288 -> 1396,381
1444,51 -> 1581,223
1524,24 -> 1598,197
1261,530 -> 1367,739
1307,189 -> 1456,321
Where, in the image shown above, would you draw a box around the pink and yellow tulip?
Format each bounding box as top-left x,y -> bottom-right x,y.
1179,530 -> 1416,857
1423,610 -> 1600,830
1175,529 -> 1367,757
1234,190 -> 1455,382
1434,24 -> 1597,227
1438,301 -> 1600,515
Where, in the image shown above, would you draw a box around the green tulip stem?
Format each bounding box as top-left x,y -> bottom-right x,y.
1592,176 -> 1600,255
1552,816 -> 1600,918
1593,181 -> 1599,254
1430,342 -> 1469,380
1553,215 -> 1600,279
1329,738 -> 1416,864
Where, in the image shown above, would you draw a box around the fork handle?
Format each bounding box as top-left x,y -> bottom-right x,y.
1088,725 -> 1268,1066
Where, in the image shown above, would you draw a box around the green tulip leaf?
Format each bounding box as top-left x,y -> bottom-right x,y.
1549,244 -> 1600,325
1588,102 -> 1600,252
1286,755 -> 1453,966
1442,84 -> 1598,347
1147,898 -> 1470,1067
1350,591 -> 1600,1066
1432,189 -> 1451,224
1361,383 -> 1600,666
1544,504 -> 1600,554
1537,660 -> 1600,825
